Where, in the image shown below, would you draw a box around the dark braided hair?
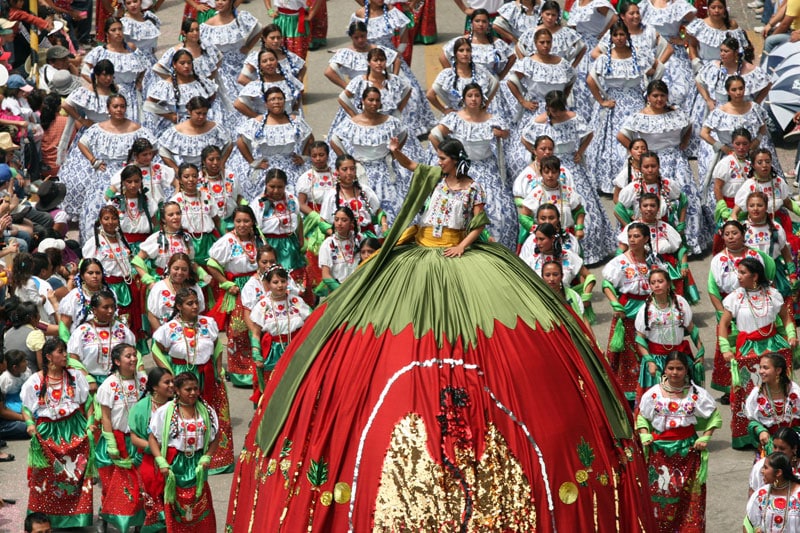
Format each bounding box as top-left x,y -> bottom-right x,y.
157,201 -> 193,256
468,9 -> 501,72
118,164 -> 154,233
333,154 -> 367,212
38,338 -> 72,404
93,205 -> 132,253
231,205 -> 265,248
126,137 -> 155,164
533,222 -> 562,256
82,289 -> 117,326
73,259 -> 110,325
91,60 -> 118,106
104,17 -> 131,50
450,37 -> 476,98
168,286 -> 200,321
642,267 -> 684,331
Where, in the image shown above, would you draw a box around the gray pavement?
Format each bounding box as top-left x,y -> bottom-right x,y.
0,0 -> 796,530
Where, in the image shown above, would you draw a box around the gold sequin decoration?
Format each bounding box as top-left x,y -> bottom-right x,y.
373,414 -> 536,531
558,482 -> 578,505
320,491 -> 333,506
334,482 -> 351,504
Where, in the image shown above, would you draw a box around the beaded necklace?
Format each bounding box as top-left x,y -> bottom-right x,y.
333,232 -> 356,266
100,231 -> 133,283
268,293 -> 293,348
92,320 -> 115,372
763,384 -> 789,426
177,402 -> 201,457
179,319 -> 199,365
113,371 -> 145,416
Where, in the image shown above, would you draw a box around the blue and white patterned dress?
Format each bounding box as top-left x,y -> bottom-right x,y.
619,109 -> 713,254
517,25 -> 586,64
241,47 -> 305,83
565,0 -> 616,119
350,10 -> 435,137
227,116 -> 313,201
327,46 -> 398,82
638,0 -> 696,110
430,66 -> 500,114
82,46 -> 149,123
688,61 -> 772,158
62,88 -> 110,151
494,1 -> 541,41
502,56 -> 576,127
121,13 -> 160,89
329,116 -> 411,222
683,20 -> 749,156
200,11 -> 262,102
521,116 -> 616,264
500,58 -> 576,178
699,103 -> 780,188
441,37 -> 515,78
236,76 -> 305,118
433,112 -> 516,250
327,75 -> 411,142
154,44 -> 223,81
59,124 -> 156,243
585,51 -> 653,194
157,123 -> 232,167
142,78 -> 222,137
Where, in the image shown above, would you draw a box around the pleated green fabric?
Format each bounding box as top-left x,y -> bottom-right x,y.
255,164 -> 633,453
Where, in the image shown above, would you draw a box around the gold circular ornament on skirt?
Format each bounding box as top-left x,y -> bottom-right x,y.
559,482 -> 579,504
334,482 -> 351,504
320,491 -> 333,506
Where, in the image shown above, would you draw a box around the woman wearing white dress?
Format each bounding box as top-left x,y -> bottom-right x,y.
59,94 -> 156,242
328,47 -> 411,144
516,1 -> 586,67
330,87 -> 410,222
234,48 -> 304,120
154,18 -> 222,81
142,50 -> 221,137
439,9 -> 516,79
351,0 -> 435,137
428,83 -> 515,250
324,20 -> 399,91
227,86 -> 313,201
158,96 -> 231,171
690,34 -> 770,159
699,75 -> 778,185
428,37 -> 499,117
565,0 -> 618,120
638,0 -> 696,110
586,20 -> 656,194
81,18 -> 149,123
200,0 -> 262,101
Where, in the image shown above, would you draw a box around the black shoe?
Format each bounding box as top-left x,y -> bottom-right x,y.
720,394 -> 730,405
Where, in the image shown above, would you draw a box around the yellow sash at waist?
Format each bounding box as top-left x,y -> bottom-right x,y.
415,226 -> 465,247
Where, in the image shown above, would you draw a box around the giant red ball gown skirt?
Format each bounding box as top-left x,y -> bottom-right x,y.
226,168 -> 656,532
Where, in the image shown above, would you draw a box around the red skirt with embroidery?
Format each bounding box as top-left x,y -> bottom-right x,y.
28,412 -> 94,528
605,314 -> 640,402
98,430 -> 145,530
646,435 -> 705,533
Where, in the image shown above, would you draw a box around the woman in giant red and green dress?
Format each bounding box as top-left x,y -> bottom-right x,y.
718,257 -> 796,449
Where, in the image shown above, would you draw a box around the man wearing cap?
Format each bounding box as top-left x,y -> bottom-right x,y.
37,45 -> 78,91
